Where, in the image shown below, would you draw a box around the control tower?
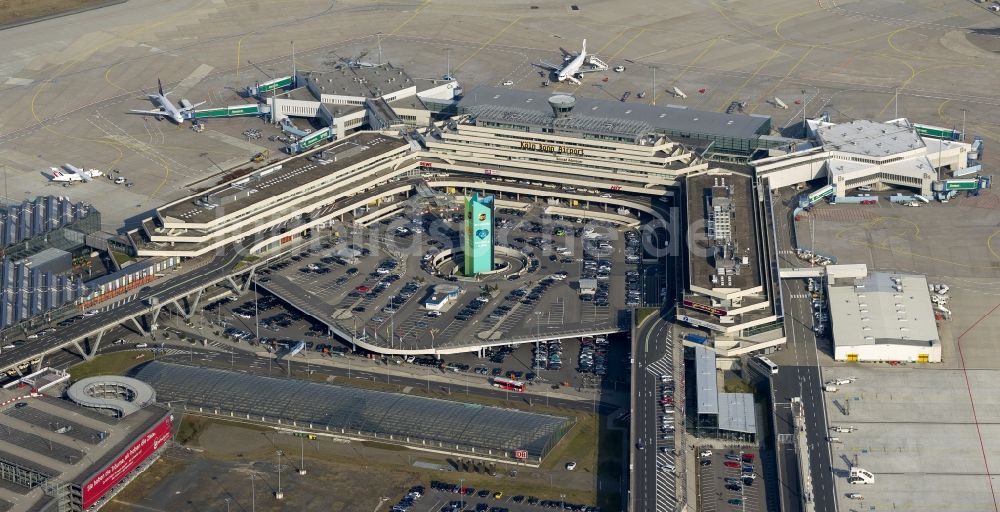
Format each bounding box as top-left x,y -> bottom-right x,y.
464,193 -> 495,276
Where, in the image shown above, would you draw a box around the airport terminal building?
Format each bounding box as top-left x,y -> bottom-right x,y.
132,85 -> 766,258
677,171 -> 783,355
754,118 -> 973,198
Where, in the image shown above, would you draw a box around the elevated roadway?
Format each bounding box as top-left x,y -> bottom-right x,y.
1,168 -> 673,374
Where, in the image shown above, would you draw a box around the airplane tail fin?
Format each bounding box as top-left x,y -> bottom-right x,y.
158,78 -> 166,96
582,39 -> 587,55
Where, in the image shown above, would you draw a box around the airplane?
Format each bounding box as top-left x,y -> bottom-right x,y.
128,79 -> 204,124
49,164 -> 104,183
537,40 -> 607,84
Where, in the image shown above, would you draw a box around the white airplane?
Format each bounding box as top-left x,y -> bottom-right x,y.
538,40 -> 605,84
49,164 -> 104,183
128,79 -> 204,124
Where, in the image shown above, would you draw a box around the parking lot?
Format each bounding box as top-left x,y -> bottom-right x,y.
392,480 -> 601,512
696,447 -> 766,512
253,199 -> 645,352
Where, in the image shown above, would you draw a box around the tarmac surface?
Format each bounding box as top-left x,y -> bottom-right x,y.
767,179 -> 1000,512
1,1 -> 999,511
1,0 -> 998,232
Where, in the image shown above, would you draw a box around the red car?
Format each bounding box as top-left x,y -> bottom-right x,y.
724,461 -> 741,469
356,285 -> 370,293
742,453 -> 755,463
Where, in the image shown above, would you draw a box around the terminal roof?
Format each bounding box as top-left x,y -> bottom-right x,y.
686,172 -> 760,291
159,132 -> 408,224
817,119 -> 925,157
300,63 -> 417,99
458,86 -> 770,139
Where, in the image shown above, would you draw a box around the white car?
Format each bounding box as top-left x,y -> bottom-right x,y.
502,80 -> 514,86
700,450 -> 713,458
613,65 -> 625,72
426,311 -> 442,317
565,461 -> 577,471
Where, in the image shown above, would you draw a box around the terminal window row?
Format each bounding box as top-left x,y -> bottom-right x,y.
437,138 -> 671,168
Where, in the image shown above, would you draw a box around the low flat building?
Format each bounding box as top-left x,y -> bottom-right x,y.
691,345 -> 756,442
828,271 -> 940,362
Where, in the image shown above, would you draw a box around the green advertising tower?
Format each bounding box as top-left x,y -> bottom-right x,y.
464,193 -> 495,276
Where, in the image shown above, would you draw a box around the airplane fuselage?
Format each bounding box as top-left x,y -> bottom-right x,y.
557,52 -> 587,82
149,94 -> 186,123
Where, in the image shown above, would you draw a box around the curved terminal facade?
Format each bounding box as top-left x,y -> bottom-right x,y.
133,86 -> 756,258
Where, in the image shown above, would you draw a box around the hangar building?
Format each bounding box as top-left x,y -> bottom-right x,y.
827,271 -> 941,363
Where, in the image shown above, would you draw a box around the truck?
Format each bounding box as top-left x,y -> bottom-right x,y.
683,333 -> 708,344
824,385 -> 838,392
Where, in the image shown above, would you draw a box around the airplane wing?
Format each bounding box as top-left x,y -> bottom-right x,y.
128,108 -> 167,116
576,67 -> 606,74
184,101 -> 207,110
537,60 -> 562,71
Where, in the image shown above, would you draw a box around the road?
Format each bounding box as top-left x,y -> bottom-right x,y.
631,315 -> 678,512
766,187 -> 837,512
0,247 -> 249,374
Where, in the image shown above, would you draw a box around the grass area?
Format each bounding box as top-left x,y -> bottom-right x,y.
724,377 -> 754,394
361,440 -> 408,451
175,414 -> 270,446
635,307 -> 658,326
234,255 -> 260,271
68,351 -> 149,381
541,414 -> 595,471
110,250 -> 132,268
143,412 -> 606,509
0,0 -> 114,25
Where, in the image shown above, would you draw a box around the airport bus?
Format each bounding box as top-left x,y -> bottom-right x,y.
752,355 -> 779,375
804,184 -> 835,206
491,376 -> 525,392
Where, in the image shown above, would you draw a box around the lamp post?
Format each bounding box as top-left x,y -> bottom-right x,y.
275,451 -> 284,499
299,435 -> 307,476
250,473 -> 256,512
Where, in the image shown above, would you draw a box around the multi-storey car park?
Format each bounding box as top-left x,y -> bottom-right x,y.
0,373 -> 171,512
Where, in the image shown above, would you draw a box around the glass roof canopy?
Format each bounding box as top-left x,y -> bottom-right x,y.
132,362 -> 573,458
